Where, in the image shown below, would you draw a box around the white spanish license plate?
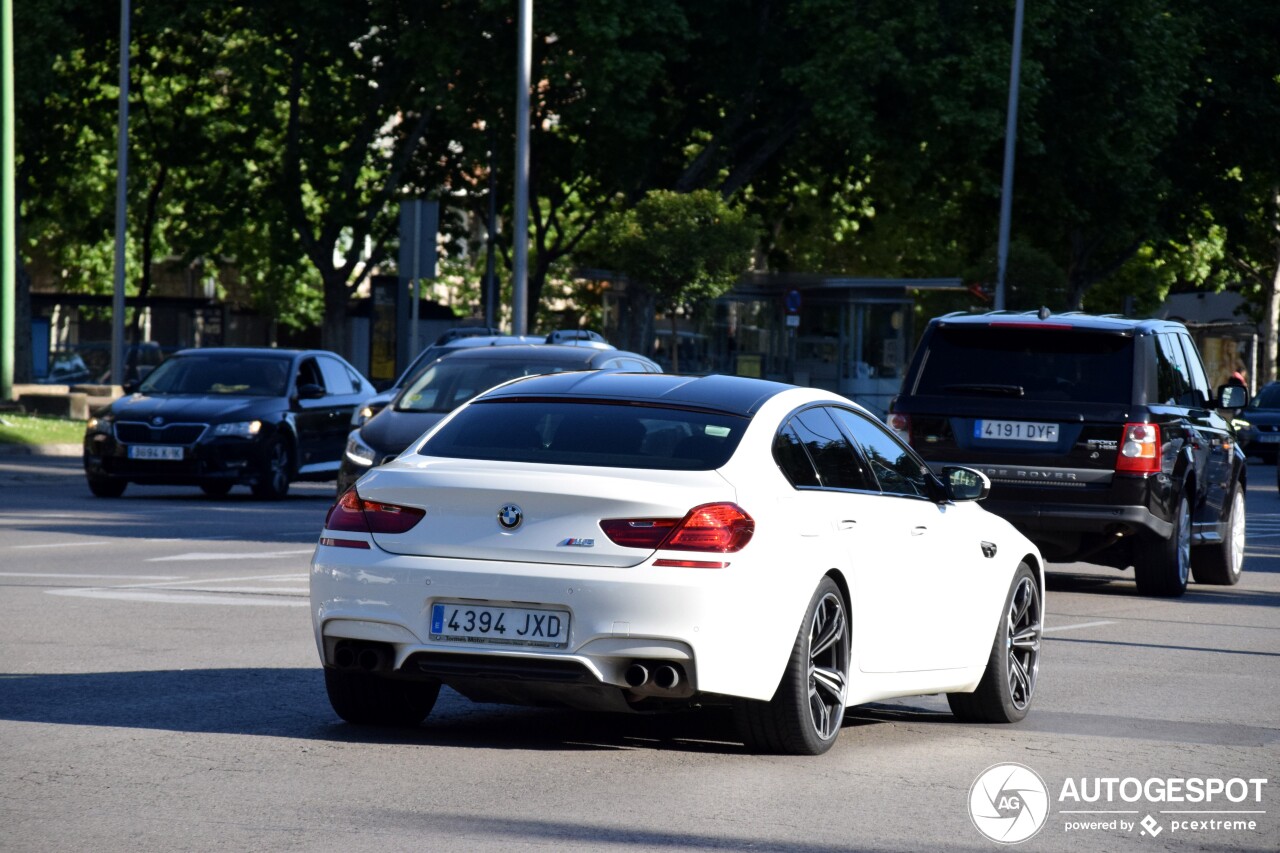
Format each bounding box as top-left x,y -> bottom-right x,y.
974,420 -> 1059,442
430,602 -> 569,649
128,445 -> 184,460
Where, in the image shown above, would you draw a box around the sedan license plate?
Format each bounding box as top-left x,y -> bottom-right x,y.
128,445 -> 184,460
974,420 -> 1059,443
1256,434 -> 1280,443
430,602 -> 569,649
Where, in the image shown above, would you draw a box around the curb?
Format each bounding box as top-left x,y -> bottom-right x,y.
0,443 -> 83,458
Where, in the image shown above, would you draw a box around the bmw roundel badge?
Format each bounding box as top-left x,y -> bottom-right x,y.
498,504 -> 523,530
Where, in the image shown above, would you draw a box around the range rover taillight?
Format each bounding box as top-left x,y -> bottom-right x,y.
887,412 -> 911,445
1115,423 -> 1161,474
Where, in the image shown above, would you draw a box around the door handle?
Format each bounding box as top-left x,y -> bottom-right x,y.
911,526 -> 927,536
838,520 -> 857,530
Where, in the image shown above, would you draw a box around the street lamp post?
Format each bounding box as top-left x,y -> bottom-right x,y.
994,0 -> 1025,312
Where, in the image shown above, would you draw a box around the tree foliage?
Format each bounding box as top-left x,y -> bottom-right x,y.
12,0 -> 1280,369
590,190 -> 757,372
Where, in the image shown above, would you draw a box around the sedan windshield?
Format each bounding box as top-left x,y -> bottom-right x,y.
420,399 -> 747,470
396,359 -> 584,414
138,355 -> 292,397
1248,385 -> 1280,410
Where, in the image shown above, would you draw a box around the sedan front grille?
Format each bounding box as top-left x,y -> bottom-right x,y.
114,421 -> 208,445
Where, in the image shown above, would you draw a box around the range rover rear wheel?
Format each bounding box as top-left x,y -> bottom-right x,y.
1134,492 -> 1190,597
1191,484 -> 1244,585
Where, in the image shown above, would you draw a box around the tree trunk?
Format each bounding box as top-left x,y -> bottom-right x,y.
321,270 -> 349,355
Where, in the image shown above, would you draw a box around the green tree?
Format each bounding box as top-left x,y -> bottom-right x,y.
591,190 -> 757,372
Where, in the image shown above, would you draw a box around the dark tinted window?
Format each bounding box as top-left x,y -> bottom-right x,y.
773,424 -> 820,487
1155,333 -> 1196,407
398,359 -> 585,414
829,408 -> 932,497
783,408 -> 875,490
1249,384 -> 1280,410
421,400 -> 746,470
138,355 -> 291,397
913,326 -> 1133,405
1175,335 -> 1211,403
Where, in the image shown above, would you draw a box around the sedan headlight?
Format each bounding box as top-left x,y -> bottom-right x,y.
345,431 -> 378,467
86,415 -> 112,433
211,420 -> 263,439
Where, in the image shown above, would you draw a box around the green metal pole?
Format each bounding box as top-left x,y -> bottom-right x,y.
1,0 -> 15,402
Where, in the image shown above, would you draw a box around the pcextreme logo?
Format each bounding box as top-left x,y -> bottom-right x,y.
968,763 -> 1051,844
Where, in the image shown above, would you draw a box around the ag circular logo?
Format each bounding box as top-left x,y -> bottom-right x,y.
968,763 -> 1050,844
497,504 -> 523,530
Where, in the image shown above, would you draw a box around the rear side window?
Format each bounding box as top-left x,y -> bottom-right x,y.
773,408 -> 875,490
829,408 -> 932,497
912,326 -> 1133,405
1154,333 -> 1198,407
420,400 -> 747,470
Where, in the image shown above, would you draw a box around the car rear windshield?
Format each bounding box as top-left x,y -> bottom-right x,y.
396,359 -> 587,414
419,399 -> 748,470
138,355 -> 292,397
912,326 -> 1133,405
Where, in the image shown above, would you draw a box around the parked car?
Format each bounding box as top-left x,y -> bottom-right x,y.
83,347 -> 375,499
1236,381 -> 1280,463
336,344 -> 660,493
888,311 -> 1248,597
312,371 -> 1043,754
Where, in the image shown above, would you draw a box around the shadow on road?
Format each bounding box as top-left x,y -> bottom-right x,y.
0,667 -> 948,754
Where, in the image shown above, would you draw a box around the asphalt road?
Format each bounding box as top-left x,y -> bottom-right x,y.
0,453 -> 1276,852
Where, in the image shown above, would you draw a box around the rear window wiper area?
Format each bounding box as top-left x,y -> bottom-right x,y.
940,383 -> 1026,397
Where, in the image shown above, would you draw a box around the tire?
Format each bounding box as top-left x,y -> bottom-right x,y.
735,576 -> 850,755
250,437 -> 292,500
948,563 -> 1041,723
200,482 -> 234,498
1191,484 -> 1245,585
323,668 -> 440,727
1133,491 -> 1191,597
86,475 -> 127,498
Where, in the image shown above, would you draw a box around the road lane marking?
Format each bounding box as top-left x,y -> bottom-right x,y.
146,549 -> 315,562
0,572 -> 183,580
1042,620 -> 1115,634
11,541 -> 112,550
47,571 -> 311,607
49,588 -> 308,606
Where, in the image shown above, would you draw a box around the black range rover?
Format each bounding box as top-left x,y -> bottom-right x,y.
888,311 -> 1247,597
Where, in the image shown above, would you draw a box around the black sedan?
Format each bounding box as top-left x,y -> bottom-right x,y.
84,347 -> 375,499
336,344 -> 660,493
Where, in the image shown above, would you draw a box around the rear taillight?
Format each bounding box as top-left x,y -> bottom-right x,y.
1115,423 -> 1161,474
324,489 -> 425,534
601,503 -> 755,554
887,412 -> 911,445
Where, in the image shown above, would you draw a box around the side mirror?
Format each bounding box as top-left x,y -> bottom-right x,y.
297,383 -> 326,400
942,466 -> 990,502
1217,384 -> 1247,410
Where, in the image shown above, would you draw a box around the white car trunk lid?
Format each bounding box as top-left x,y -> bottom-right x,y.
356,457 -> 734,566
